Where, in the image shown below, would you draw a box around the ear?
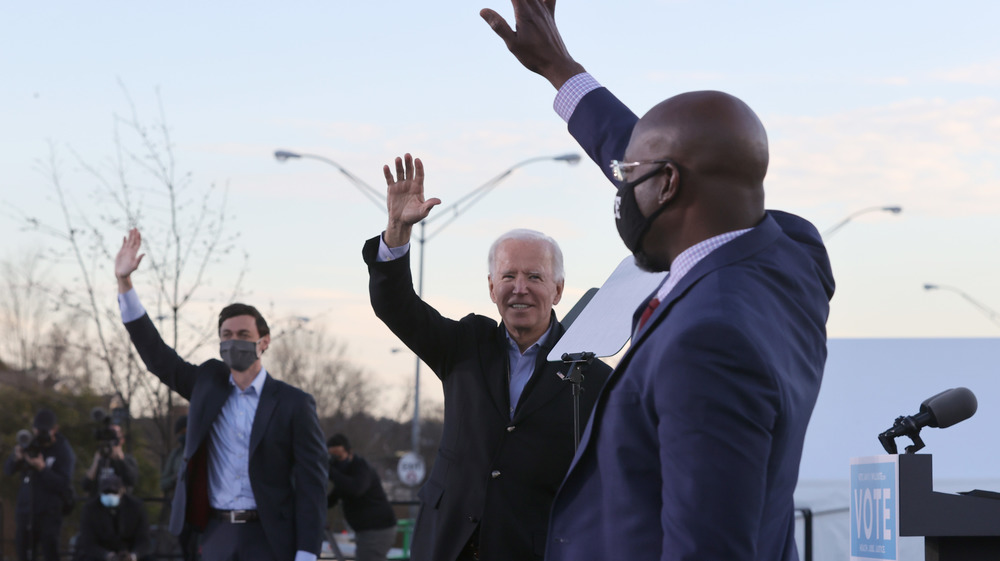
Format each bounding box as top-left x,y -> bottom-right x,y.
656,162 -> 681,205
258,334 -> 271,355
553,280 -> 564,306
488,274 -> 498,303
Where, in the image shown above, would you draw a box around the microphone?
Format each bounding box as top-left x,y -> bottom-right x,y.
878,387 -> 978,454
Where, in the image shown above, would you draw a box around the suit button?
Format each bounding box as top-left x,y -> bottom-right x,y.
506,425 -> 515,432
491,470 -> 501,479
466,515 -> 478,523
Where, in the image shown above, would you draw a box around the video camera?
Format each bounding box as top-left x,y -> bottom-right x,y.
91,407 -> 121,458
16,429 -> 53,460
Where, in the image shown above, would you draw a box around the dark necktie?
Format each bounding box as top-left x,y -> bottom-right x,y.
638,297 -> 660,330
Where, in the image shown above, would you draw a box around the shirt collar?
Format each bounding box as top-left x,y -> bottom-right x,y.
504,316 -> 555,356
655,227 -> 753,301
229,366 -> 268,395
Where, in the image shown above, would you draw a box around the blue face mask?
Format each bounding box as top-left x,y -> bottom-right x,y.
100,493 -> 120,508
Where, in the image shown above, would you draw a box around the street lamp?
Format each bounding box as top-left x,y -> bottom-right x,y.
822,205 -> 902,239
274,150 -> 387,213
273,149 -> 581,456
923,283 -> 1000,329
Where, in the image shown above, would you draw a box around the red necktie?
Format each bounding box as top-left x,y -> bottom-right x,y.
638,297 -> 660,330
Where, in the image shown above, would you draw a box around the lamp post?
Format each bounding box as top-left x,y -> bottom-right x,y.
822,205 -> 902,239
923,283 -> 1000,329
274,150 -> 387,213
274,149 -> 581,456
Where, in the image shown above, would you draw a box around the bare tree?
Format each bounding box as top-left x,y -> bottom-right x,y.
0,249 -> 50,374
267,323 -> 376,420
4,85 -> 247,460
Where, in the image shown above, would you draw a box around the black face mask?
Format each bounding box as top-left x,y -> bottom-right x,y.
614,165 -> 674,254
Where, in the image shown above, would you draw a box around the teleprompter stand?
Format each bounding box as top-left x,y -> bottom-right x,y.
549,256 -> 667,450
899,454 -> 1000,561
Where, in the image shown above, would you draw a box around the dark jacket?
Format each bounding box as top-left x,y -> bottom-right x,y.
124,313 -> 329,559
3,432 -> 75,516
364,237 -> 612,561
74,493 -> 151,561
327,454 -> 396,531
81,454 -> 139,496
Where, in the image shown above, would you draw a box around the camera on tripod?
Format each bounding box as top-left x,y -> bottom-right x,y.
91,407 -> 121,458
15,429 -> 53,459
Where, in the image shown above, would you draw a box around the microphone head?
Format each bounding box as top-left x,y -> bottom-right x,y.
920,387 -> 978,428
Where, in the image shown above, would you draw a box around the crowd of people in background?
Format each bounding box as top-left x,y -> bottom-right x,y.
4,408 -> 404,561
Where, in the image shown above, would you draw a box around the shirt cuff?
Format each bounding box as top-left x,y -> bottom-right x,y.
118,288 -> 146,323
553,72 -> 602,123
294,551 -> 317,561
377,232 -> 410,262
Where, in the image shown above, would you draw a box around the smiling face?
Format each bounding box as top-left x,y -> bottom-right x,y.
488,238 -> 564,351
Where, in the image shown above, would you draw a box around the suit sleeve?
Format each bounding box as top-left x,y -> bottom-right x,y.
655,319 -> 779,560
363,235 -> 470,378
567,87 -> 640,184
124,313 -> 199,399
293,392 -> 329,554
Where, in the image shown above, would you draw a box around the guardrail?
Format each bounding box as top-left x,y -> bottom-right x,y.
795,505 -> 850,561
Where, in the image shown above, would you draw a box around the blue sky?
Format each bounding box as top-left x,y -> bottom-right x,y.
3,1 -> 1000,414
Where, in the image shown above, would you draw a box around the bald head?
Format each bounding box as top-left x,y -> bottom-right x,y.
621,91 -> 769,271
631,90 -> 769,188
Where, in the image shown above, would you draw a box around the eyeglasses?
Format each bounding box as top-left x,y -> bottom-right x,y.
609,159 -> 672,182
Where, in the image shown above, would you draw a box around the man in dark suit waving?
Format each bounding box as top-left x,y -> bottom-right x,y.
364,154 -> 611,561
114,228 -> 328,561
482,2 -> 836,560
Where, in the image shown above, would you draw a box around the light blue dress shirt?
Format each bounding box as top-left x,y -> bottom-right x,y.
505,324 -> 553,419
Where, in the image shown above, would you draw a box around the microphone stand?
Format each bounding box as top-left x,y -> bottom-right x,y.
559,352 -> 595,451
878,416 -> 926,454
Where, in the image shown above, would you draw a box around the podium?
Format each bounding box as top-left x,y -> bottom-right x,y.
897,454 -> 1000,560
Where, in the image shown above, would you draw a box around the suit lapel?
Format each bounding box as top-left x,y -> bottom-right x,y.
566,214 -> 782,472
185,363 -> 231,459
478,324 -> 510,419
512,321 -> 567,420
250,375 -> 279,457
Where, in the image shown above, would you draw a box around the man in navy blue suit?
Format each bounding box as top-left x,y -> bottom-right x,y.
114,228 -> 328,561
482,2 -> 836,560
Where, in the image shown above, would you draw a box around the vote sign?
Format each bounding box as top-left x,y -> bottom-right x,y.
850,455 -> 899,561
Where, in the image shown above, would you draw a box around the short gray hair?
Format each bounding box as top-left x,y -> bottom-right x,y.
488,229 -> 565,284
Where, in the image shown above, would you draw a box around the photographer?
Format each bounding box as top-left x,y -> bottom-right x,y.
326,434 -> 397,561
75,473 -> 152,561
2,408 -> 76,561
82,419 -> 139,497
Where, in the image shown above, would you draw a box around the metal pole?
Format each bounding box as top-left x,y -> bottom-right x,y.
412,222 -> 426,456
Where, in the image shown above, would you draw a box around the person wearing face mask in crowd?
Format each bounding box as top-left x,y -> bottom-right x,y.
113,228 -> 329,561
363,154 -> 612,561
3,408 -> 75,561
75,474 -> 151,561
480,2 -> 836,560
325,434 -> 397,561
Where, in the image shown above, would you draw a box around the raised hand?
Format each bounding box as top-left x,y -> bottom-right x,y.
480,0 -> 585,89
383,154 -> 441,247
115,228 -> 145,292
